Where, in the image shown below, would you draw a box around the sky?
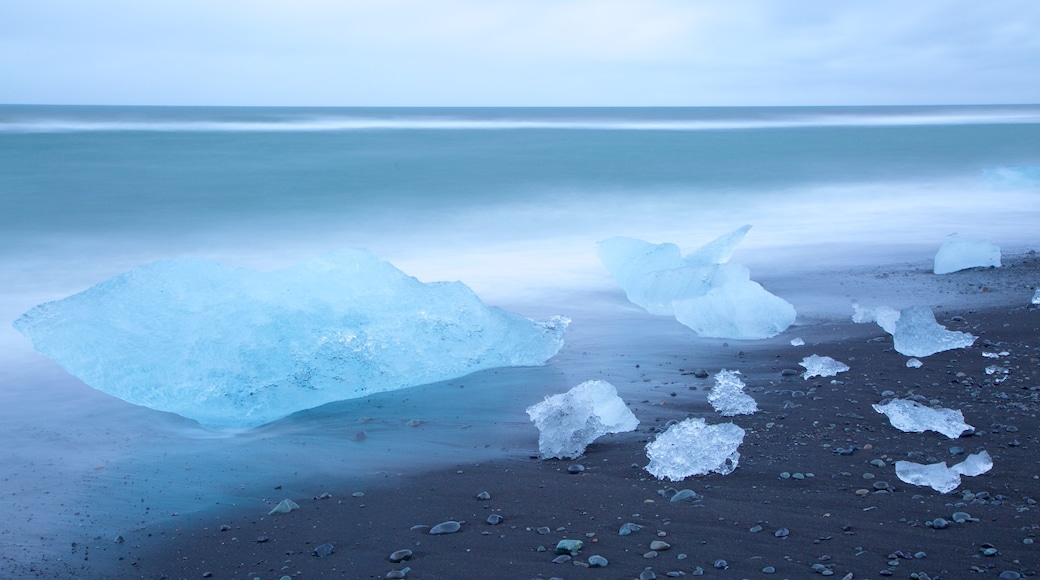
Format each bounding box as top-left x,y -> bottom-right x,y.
1,0 -> 1038,107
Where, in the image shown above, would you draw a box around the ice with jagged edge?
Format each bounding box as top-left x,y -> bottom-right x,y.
933,234 -> 1001,275
800,354 -> 849,380
872,399 -> 974,439
597,226 -> 795,340
14,249 -> 570,430
644,418 -> 745,481
526,380 -> 639,459
895,451 -> 993,493
853,304 -> 976,357
708,370 -> 758,416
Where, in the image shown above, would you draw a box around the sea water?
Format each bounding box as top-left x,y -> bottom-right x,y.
1,105 -> 1038,571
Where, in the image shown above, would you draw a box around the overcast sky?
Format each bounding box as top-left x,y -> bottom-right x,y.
2,0 -> 1038,106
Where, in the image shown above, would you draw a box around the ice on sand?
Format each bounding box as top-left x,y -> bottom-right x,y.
14,249 -> 569,430
597,226 -> 795,340
708,370 -> 758,416
895,451 -> 993,493
872,399 -> 974,439
933,234 -> 1001,275
644,418 -> 745,481
1032,288 -> 1040,305
526,380 -> 639,459
853,304 -> 976,357
800,354 -> 849,380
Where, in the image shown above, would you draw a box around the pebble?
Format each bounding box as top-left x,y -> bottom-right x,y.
430,521 -> 461,535
313,543 -> 335,557
256,535 -> 268,543
639,570 -> 657,580
762,566 -> 776,573
386,568 -> 410,579
999,572 -> 1022,580
552,555 -> 571,564
951,511 -> 973,523
619,523 -> 643,536
714,558 -> 729,569
670,489 -> 698,502
389,549 -> 413,563
475,491 -> 491,500
749,525 -> 763,533
928,518 -> 949,529
643,551 -> 659,559
555,539 -> 583,555
486,514 -> 503,525
650,540 -> 670,551
567,464 -> 585,474
588,555 -> 608,567
774,527 -> 790,538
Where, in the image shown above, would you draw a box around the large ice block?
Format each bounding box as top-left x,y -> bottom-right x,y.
597,226 -> 795,339
933,234 -> 1001,275
708,370 -> 758,416
14,249 -> 569,429
526,380 -> 639,459
872,399 -> 974,439
895,451 -> 993,493
644,418 -> 745,481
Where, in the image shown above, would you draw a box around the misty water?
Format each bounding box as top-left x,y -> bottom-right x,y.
1,105 -> 1038,566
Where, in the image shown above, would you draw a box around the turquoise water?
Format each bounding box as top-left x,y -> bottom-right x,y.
1,105 -> 1039,573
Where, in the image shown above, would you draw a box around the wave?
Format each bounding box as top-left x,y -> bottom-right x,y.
3,107 -> 1039,133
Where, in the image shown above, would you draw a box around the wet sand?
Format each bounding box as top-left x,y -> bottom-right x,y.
5,257 -> 1040,579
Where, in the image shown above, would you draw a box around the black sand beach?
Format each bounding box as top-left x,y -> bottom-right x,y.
6,257 -> 1040,580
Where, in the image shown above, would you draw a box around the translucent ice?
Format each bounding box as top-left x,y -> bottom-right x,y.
708,370 -> 758,416
854,304 -> 976,357
790,337 -> 805,346
526,380 -> 639,459
1033,288 -> 1040,305
644,418 -> 745,481
597,226 -> 795,339
799,354 -> 849,380
906,358 -> 923,368
14,249 -> 569,429
933,234 -> 1001,275
895,451 -> 993,493
872,399 -> 974,439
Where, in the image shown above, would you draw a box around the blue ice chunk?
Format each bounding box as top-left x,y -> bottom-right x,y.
933,234 -> 1001,275
597,226 -> 795,339
14,249 -> 569,429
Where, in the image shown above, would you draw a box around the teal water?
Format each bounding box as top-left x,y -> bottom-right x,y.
1,105 -> 1039,574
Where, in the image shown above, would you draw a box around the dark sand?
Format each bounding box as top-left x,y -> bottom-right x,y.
59,301 -> 1037,580
6,256 -> 1040,580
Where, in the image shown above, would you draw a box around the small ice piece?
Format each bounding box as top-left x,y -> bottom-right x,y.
1033,288 -> 1040,305
851,303 -> 900,334
906,358 -> 923,368
872,399 -> 974,439
982,352 -> 1001,359
933,234 -> 1001,275
985,365 -> 1009,375
799,354 -> 849,380
895,451 -> 993,493
526,380 -> 639,460
708,370 -> 758,416
644,418 -> 745,481
892,306 -> 976,358
14,249 -> 569,429
268,499 -> 300,515
790,337 -> 805,346
597,226 -> 795,340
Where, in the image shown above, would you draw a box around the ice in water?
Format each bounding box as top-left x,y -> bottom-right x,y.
872,399 -> 974,439
933,234 -> 1001,275
597,226 -> 795,339
853,304 -> 976,357
800,354 -> 850,379
895,451 -> 993,493
526,380 -> 639,459
644,418 -> 745,481
14,249 -> 569,429
708,370 -> 758,416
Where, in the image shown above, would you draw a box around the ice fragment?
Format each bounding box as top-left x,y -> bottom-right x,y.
895,451 -> 992,493
906,358 -> 923,368
526,380 -> 639,459
790,337 -> 804,346
872,399 -> 974,439
708,370 -> 758,416
799,354 -> 849,379
854,304 -> 976,357
14,249 -> 569,429
645,418 -> 745,481
597,226 -> 795,339
933,234 -> 1001,275
852,303 -> 900,334
268,499 -> 300,515
1033,288 -> 1040,305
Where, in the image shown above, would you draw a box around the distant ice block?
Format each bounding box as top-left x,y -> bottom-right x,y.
644,418 -> 745,481
800,354 -> 849,380
872,399 -> 974,439
895,451 -> 992,493
853,304 -> 975,357
597,226 -> 795,340
933,234 -> 1001,275
708,370 -> 758,416
526,380 -> 639,459
14,249 -> 569,429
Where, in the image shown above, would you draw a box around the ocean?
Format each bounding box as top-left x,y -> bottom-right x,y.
1,105 -> 1038,570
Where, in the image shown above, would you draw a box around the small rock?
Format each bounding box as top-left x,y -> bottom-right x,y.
486,514 -> 503,525
555,539 -> 583,555
476,491 -> 491,500
430,521 -> 462,535
774,527 -> 790,537
313,543 -> 335,557
713,559 -> 728,569
588,555 -> 608,567
650,540 -> 671,551
389,549 -> 413,563
567,464 -> 585,474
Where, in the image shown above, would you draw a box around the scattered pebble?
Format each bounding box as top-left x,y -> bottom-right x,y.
313,543 -> 335,557
567,464 -> 585,474
430,521 -> 462,535
389,549 -> 412,563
